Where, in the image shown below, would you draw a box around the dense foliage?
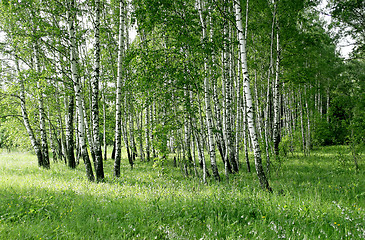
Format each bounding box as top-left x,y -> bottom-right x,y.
0,0 -> 363,184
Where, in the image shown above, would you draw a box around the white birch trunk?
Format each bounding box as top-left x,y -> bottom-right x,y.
68,0 -> 94,181
145,104 -> 151,162
65,94 -> 76,168
235,0 -> 272,192
34,45 -> 50,169
47,111 -> 57,162
16,58 -> 43,167
273,25 -> 281,156
184,89 -> 193,175
138,110 -> 145,161
129,108 -> 137,162
305,86 -> 311,155
114,0 -> 125,176
241,95 -> 251,172
102,91 -> 107,161
326,83 -> 330,123
222,6 -> 232,178
92,0 -> 104,181
299,89 -> 306,155
197,0 -> 215,183
209,6 -> 226,166
254,69 -> 263,141
264,5 -> 275,173
227,17 -> 238,173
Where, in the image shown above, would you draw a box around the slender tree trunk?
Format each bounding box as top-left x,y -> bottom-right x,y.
145,104 -> 151,162
34,45 -> 50,169
265,3 -> 276,165
235,0 -> 272,192
91,0 -> 104,181
151,102 -> 157,159
305,86 -> 311,155
222,2 -> 233,179
299,89 -> 306,155
197,0 -> 219,181
226,14 -> 238,174
326,84 -> 330,123
235,40 -> 242,170
273,20 -> 281,157
48,111 -> 57,162
254,69 -> 263,140
102,91 -> 107,161
57,117 -> 66,163
264,84 -> 271,173
16,58 -> 43,167
129,108 -> 137,162
81,94 -> 96,168
124,95 -> 134,168
75,90 -> 95,181
184,89 -> 193,174
209,7 -> 226,168
235,79 -> 242,170
55,53 -> 67,163
191,132 -> 199,178
114,0 -> 125,176
241,93 -> 251,172
289,89 -> 295,154
65,95 -> 76,168
68,0 -> 94,181
198,92 -> 211,181
75,107 -> 80,165
138,110 -> 145,161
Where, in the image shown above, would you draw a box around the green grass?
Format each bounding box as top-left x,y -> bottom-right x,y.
0,146 -> 364,239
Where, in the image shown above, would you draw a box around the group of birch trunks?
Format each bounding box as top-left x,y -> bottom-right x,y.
1,0 -> 341,192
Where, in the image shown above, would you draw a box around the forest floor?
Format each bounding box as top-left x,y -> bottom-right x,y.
0,146 -> 364,239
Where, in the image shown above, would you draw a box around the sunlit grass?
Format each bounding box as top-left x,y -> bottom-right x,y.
0,146 -> 364,239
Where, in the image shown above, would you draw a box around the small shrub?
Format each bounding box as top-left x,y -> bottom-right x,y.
152,157 -> 168,176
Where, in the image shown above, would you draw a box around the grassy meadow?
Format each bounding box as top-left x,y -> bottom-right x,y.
0,146 -> 364,239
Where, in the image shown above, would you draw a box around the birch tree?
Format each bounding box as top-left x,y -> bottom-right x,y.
91,0 -> 104,181
34,44 -> 50,169
67,0 -> 94,181
16,58 -> 44,167
235,0 -> 272,192
114,0 -> 125,177
197,0 -> 220,181
272,4 -> 281,157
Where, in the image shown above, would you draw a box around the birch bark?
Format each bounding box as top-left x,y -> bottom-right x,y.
91,0 -> 104,181
34,45 -> 50,169
145,104 -> 151,162
102,90 -> 107,161
299,89 -> 306,155
68,0 -> 94,181
264,5 -> 276,173
16,58 -> 43,167
48,111 -> 57,162
65,95 -> 76,168
197,0 -> 220,181
241,94 -> 251,172
137,110 -> 145,161
305,86 -> 311,155
273,22 -> 281,156
209,6 -> 226,167
235,0 -> 272,192
114,0 -> 125,176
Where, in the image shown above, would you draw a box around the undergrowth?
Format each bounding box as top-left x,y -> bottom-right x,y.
0,146 -> 364,239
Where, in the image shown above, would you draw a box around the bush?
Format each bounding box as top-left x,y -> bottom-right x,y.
313,118 -> 335,146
